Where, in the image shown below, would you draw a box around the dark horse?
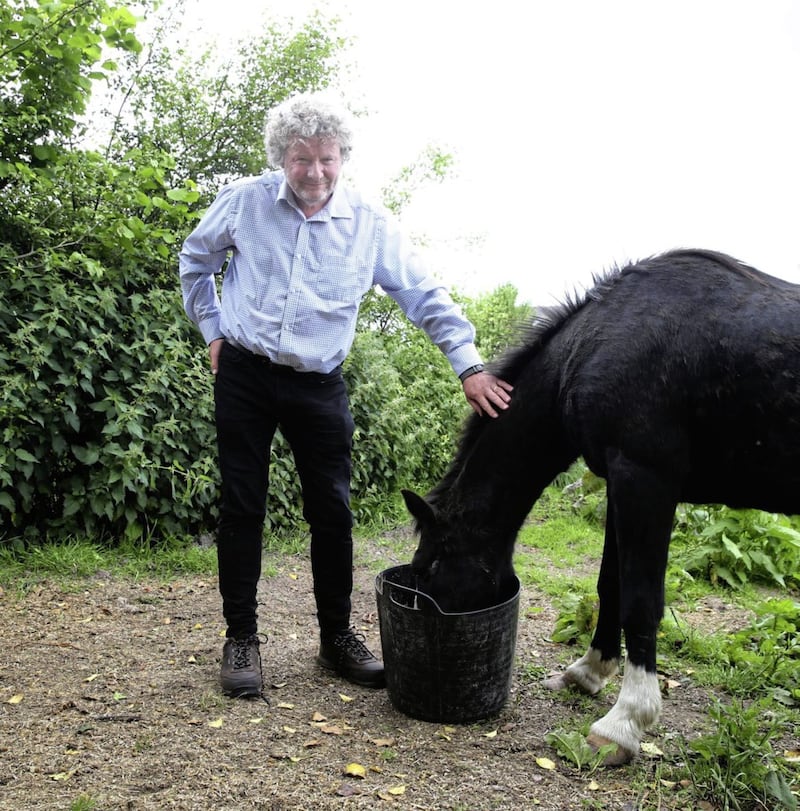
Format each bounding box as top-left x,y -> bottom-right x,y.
402,249 -> 800,764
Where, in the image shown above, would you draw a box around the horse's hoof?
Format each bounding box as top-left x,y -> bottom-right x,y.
586,732 -> 635,766
543,671 -> 571,691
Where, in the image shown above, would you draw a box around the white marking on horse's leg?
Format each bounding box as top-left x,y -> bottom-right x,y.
543,647 -> 619,694
587,660 -> 661,764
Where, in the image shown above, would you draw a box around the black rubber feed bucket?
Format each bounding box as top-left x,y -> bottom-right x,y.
376,564 -> 520,723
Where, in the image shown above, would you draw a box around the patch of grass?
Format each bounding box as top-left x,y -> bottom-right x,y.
263,530 -> 309,556
517,488 -> 605,592
514,547 -> 596,597
0,535 -> 218,591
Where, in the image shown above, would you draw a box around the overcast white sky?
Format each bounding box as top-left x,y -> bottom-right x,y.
186,0 -> 800,306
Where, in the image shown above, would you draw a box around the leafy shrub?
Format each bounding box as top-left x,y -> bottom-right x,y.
726,599 -> 800,705
673,507 -> 800,590
0,1 -> 531,548
0,263 -> 219,544
550,590 -> 598,647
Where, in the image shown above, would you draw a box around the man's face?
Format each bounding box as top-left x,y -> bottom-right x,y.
283,137 -> 342,214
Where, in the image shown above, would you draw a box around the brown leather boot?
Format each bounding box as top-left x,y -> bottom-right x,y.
220,634 -> 263,698
317,629 -> 385,688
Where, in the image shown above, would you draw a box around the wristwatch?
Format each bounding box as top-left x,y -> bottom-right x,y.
459,364 -> 485,382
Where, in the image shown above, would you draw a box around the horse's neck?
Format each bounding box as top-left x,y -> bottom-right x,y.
454,412 -> 576,538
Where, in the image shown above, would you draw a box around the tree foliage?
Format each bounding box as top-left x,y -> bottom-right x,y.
0,0 -> 529,547
0,0 -> 348,544
0,0 -> 140,179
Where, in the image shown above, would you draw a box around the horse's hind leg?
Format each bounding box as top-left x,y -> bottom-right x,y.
587,460 -> 676,765
544,505 -> 621,694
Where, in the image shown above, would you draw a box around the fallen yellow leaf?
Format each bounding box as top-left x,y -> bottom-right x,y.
484,729 -> 498,738
320,724 -> 343,735
283,726 -> 296,734
248,718 -> 264,724
7,694 -> 23,705
784,750 -> 800,763
208,718 -> 224,728
588,780 -> 600,791
343,763 -> 366,778
640,742 -> 664,757
312,711 -> 327,722
339,693 -> 353,702
372,738 -> 395,747
536,757 -> 556,770
276,701 -> 295,710
387,785 -> 405,795
84,674 -> 100,683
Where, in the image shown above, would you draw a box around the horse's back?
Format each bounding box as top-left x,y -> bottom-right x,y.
544,250 -> 800,513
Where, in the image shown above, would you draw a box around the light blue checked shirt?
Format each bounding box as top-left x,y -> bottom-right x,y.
179,171 -> 483,375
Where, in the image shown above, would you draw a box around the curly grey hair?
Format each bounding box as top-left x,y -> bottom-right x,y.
264,92 -> 354,168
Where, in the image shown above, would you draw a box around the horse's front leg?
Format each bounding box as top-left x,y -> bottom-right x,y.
544,504 -> 621,694
586,461 -> 676,765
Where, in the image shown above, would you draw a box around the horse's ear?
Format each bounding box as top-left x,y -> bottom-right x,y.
401,489 -> 436,530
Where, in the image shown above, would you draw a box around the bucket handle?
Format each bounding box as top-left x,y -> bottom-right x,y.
381,577 -> 446,614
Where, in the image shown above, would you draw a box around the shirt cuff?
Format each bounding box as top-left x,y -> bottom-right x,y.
198,315 -> 223,346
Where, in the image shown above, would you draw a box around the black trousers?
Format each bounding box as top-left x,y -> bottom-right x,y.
213,341 -> 355,639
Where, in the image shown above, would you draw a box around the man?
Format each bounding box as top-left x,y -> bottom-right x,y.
179,91 -> 512,698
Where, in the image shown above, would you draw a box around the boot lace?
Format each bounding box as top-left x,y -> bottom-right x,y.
334,630 -> 374,663
231,634 -> 261,671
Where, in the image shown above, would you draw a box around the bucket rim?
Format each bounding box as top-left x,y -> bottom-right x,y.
376,565 -> 520,617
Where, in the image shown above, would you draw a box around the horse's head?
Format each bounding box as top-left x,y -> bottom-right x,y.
402,488 -> 510,613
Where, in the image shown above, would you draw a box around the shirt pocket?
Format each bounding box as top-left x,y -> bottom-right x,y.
310,252 -> 373,301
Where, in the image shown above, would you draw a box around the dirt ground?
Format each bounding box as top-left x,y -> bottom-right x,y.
0,528 -> 773,811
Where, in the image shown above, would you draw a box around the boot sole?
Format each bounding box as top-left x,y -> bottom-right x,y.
316,656 -> 386,689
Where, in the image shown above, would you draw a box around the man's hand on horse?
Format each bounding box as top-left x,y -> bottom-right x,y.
463,372 -> 513,418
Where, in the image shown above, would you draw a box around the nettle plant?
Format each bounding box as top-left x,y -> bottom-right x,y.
673,506 -> 800,590
727,599 -> 800,706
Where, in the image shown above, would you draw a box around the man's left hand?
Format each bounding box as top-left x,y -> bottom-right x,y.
463,372 -> 513,418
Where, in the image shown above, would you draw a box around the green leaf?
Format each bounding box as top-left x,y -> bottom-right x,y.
765,768 -> 798,809
72,446 -> 100,465
721,533 -> 743,560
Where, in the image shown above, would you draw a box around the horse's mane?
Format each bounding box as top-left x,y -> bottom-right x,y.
492,248 -> 767,384
426,249 -> 766,507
